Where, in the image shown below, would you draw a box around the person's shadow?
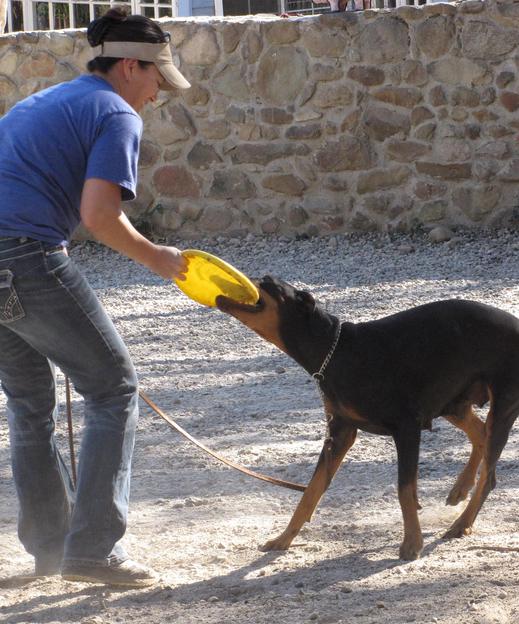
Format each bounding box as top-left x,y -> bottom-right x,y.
0,542 -> 427,623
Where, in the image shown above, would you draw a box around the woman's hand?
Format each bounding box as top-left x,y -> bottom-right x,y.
147,244 -> 188,281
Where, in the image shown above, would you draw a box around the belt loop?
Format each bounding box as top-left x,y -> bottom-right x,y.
44,244 -> 66,256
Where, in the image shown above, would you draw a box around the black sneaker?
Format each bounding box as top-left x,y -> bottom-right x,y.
61,559 -> 158,587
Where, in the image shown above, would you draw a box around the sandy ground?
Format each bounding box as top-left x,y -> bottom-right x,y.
0,230 -> 518,624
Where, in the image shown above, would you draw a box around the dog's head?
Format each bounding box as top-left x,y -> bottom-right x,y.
216,275 -> 316,355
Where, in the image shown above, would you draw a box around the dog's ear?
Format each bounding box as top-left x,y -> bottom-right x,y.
296,289 -> 315,309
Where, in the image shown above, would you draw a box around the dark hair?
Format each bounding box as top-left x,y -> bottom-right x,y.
86,7 -> 170,74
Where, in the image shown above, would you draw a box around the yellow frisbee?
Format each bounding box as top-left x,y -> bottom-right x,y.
174,249 -> 259,308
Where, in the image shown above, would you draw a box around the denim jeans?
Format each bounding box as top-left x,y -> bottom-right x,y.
0,237 -> 139,568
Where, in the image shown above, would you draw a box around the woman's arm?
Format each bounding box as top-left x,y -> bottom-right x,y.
80,177 -> 187,280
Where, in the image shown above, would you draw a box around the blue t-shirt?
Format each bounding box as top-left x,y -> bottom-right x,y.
0,74 -> 143,245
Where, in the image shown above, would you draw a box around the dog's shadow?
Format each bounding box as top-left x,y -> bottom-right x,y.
164,537 -> 438,603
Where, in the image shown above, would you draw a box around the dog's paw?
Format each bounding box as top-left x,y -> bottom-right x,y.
399,537 -> 423,561
259,537 -> 291,552
445,488 -> 468,507
442,523 -> 472,540
445,481 -> 472,506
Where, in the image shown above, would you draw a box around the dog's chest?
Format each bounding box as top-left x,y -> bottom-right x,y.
325,398 -> 392,435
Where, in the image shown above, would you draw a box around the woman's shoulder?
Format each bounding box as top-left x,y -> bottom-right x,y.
54,75 -> 142,138
73,75 -> 137,116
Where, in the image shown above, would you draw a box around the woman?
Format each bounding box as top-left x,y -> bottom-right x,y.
0,9 -> 190,587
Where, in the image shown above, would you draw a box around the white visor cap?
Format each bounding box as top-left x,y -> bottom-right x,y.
91,40 -> 191,90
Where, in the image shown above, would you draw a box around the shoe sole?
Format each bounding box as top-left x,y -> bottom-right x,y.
62,573 -> 157,588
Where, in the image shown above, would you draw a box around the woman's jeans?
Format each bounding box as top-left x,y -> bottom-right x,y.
0,237 -> 139,569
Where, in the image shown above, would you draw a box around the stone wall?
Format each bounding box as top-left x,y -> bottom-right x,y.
2,0 -> 519,238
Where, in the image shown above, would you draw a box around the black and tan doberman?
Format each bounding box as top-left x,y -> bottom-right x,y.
216,276 -> 519,560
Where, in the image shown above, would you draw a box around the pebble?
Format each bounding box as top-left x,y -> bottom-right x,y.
184,497 -> 205,507
428,225 -> 454,243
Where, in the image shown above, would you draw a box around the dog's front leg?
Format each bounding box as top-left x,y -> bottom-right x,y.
393,424 -> 423,560
260,422 -> 357,551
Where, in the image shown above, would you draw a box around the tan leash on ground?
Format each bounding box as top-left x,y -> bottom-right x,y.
139,390 -> 306,492
64,377 -> 306,493
65,376 -> 77,488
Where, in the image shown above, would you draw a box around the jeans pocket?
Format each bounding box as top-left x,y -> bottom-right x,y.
0,269 -> 25,323
44,249 -> 70,274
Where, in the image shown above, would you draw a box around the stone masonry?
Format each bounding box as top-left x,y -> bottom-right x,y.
1,0 -> 519,237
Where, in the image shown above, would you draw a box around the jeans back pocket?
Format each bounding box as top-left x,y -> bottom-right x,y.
0,269 -> 25,323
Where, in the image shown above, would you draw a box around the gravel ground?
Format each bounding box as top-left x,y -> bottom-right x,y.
1,228 -> 519,624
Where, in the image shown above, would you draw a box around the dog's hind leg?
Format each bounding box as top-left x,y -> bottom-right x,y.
444,406 -> 486,506
260,422 -> 357,552
444,387 -> 519,539
393,422 -> 423,560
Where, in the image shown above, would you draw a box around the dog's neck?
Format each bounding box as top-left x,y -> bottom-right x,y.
312,319 -> 342,383
282,310 -> 341,379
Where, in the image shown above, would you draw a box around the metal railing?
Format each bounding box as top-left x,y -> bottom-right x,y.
2,0 -> 436,33
280,0 -> 428,12
2,0 -> 177,33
